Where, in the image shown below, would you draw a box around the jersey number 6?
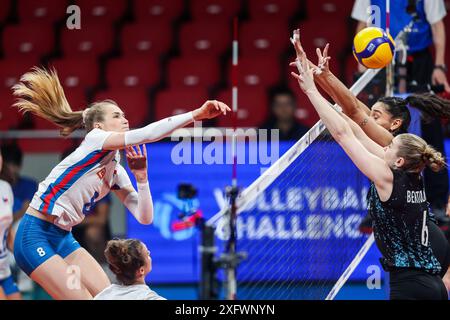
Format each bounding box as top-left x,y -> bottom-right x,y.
421,210 -> 429,247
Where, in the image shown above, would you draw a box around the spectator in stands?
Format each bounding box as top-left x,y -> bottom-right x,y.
351,0 -> 450,225
0,142 -> 38,224
94,238 -> 165,300
60,146 -> 113,274
260,86 -> 310,141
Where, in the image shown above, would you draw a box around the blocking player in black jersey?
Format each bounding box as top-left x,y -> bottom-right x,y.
292,49 -> 448,299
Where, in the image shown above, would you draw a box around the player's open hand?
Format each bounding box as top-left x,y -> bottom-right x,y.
192,100 -> 231,121
316,43 -> 331,74
290,52 -> 317,95
126,144 -> 148,182
289,29 -> 323,76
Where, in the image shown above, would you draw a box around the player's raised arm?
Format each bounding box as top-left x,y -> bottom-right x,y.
290,29 -> 394,147
12,66 -> 230,151
102,100 -> 231,150
290,50 -> 392,192
112,145 -> 154,225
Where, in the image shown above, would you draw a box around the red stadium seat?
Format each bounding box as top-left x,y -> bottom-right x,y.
191,0 -> 241,21
0,90 -> 20,130
285,49 -> 340,84
305,0 -> 355,21
61,23 -> 114,58
18,0 -> 67,24
33,115 -> 58,129
31,88 -> 87,129
76,0 -> 127,23
0,59 -> 34,90
179,22 -> 231,57
167,57 -> 219,88
227,56 -> 281,88
50,59 -> 99,89
2,24 -> 54,60
240,21 -> 289,56
154,88 -> 207,120
64,88 -> 89,111
248,0 -> 299,20
134,0 -> 184,23
121,22 -> 172,58
344,53 -> 360,87
0,0 -> 12,23
214,88 -> 269,127
94,89 -> 150,127
296,20 -> 349,59
287,75 -> 320,128
106,57 -> 160,89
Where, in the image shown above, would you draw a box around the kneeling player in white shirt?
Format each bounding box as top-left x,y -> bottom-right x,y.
0,150 -> 21,300
95,239 -> 165,300
11,67 -> 230,300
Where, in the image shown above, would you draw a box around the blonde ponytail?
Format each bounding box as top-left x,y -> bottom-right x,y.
396,133 -> 447,173
12,67 -> 84,136
422,145 -> 446,173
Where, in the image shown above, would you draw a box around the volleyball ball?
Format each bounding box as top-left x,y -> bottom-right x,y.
352,27 -> 395,69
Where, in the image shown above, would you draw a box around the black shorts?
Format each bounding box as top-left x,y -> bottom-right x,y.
389,269 -> 448,300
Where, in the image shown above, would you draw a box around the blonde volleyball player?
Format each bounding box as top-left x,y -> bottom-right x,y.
0,150 -> 22,300
291,47 -> 448,300
11,67 -> 230,300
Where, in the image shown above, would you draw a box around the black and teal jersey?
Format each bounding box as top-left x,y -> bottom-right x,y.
367,169 -> 442,275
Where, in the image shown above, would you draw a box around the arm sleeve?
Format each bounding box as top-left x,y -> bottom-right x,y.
113,164 -> 153,224
124,112 -> 194,146
351,0 -> 371,22
425,0 -> 447,25
112,164 -> 133,190
123,181 -> 154,225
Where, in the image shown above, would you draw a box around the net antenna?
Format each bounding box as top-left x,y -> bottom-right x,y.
214,17 -> 246,301
385,0 -> 394,96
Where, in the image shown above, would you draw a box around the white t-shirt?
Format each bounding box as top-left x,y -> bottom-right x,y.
94,284 -> 166,300
0,179 -> 14,280
351,0 -> 447,25
30,128 -> 132,231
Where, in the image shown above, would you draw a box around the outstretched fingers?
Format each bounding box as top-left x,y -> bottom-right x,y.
290,71 -> 302,82
323,43 -> 329,59
218,101 -> 230,115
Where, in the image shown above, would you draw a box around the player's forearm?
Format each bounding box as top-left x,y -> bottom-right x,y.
305,89 -> 352,141
431,20 -> 446,65
124,112 -> 194,146
316,71 -> 371,117
124,182 -> 153,225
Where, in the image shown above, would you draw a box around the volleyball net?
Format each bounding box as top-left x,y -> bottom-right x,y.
207,68 -> 381,300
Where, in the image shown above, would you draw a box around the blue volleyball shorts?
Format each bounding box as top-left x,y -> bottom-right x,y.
14,214 -> 81,276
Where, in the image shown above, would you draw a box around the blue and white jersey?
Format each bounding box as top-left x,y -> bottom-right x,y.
0,179 -> 14,280
29,129 -> 132,231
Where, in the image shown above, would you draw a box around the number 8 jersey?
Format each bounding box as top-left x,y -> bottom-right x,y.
30,128 -> 132,231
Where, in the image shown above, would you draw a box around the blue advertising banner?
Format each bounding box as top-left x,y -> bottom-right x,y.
126,141 -> 384,284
